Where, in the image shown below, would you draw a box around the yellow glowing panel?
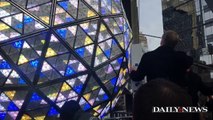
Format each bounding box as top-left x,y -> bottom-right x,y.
38,81 -> 43,84
112,8 -> 116,14
40,16 -> 50,24
61,83 -> 71,92
0,23 -> 10,31
83,93 -> 91,101
130,32 -> 133,39
21,114 -> 31,120
113,22 -> 117,27
94,112 -> 98,116
87,10 -> 96,17
48,93 -> 58,99
5,91 -> 16,100
45,48 -> 57,57
123,69 -> 127,75
94,105 -> 100,111
120,68 -> 123,73
41,40 -> 46,44
100,24 -> 106,31
92,86 -> 99,90
34,116 -> 45,120
54,21 -> 59,26
63,60 -> 68,64
120,42 -> 124,49
118,90 -> 123,95
96,47 -> 102,56
84,36 -> 93,45
0,2 -> 10,7
18,55 -> 29,65
103,80 -> 108,84
121,79 -> 126,85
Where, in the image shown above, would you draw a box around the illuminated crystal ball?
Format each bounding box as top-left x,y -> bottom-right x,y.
0,0 -> 132,119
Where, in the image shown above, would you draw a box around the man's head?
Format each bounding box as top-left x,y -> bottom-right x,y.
133,79 -> 193,120
60,100 -> 81,120
161,30 -> 180,48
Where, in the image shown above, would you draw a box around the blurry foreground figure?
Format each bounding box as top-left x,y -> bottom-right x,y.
186,69 -> 213,105
185,70 -> 213,120
133,79 -> 193,120
60,100 -> 99,120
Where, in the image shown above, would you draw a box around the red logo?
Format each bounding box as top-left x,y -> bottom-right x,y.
178,107 -> 183,112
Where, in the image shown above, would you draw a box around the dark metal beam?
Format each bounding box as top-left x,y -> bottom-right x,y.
130,0 -> 140,44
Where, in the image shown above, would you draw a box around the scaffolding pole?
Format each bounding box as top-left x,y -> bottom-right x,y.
131,0 -> 140,44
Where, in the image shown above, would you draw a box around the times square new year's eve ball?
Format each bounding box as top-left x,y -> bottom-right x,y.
0,0 -> 132,119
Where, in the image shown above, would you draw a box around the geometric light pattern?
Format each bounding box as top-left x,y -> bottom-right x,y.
0,0 -> 132,119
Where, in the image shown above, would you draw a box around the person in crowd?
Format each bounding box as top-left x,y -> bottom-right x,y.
133,79 -> 193,120
60,100 -> 99,120
185,68 -> 213,105
185,69 -> 213,120
130,30 -> 193,86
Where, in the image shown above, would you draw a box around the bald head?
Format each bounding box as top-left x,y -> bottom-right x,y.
133,79 -> 193,120
161,30 -> 180,48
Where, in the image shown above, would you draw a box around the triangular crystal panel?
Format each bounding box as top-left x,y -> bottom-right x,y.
27,0 -> 51,8
54,3 -> 75,25
0,0 -> 21,18
94,46 -> 108,67
75,44 -> 94,66
38,61 -> 62,84
0,21 -> 20,42
56,25 -> 77,48
84,0 -> 100,13
28,2 -> 52,25
66,74 -> 88,94
78,0 -> 97,19
98,24 -> 111,42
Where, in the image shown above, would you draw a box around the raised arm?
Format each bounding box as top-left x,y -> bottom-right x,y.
130,53 -> 148,82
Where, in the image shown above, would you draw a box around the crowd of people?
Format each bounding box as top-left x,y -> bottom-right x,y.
60,30 -> 213,120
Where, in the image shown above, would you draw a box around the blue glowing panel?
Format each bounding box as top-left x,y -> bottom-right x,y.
65,66 -> 76,76
30,93 -> 42,101
48,107 -> 59,116
13,40 -> 24,48
0,61 -> 10,69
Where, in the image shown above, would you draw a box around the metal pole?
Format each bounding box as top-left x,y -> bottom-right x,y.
199,0 -> 206,48
130,0 -> 144,95
131,0 -> 140,44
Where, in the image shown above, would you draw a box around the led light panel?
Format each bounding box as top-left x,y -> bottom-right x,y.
0,0 -> 132,119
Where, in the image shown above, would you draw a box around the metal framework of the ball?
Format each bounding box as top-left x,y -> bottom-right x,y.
0,0 -> 132,119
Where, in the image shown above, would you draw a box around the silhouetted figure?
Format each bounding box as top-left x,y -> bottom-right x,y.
184,70 -> 213,120
133,79 -> 193,120
186,70 -> 213,105
60,100 -> 99,120
130,30 -> 193,86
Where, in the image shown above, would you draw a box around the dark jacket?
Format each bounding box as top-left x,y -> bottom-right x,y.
130,46 -> 193,86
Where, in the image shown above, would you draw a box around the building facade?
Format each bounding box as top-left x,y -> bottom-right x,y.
162,0 -> 213,63
195,0 -> 213,49
139,33 -> 148,52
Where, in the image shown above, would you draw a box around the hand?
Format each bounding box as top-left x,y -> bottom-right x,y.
207,95 -> 213,102
130,66 -> 137,72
